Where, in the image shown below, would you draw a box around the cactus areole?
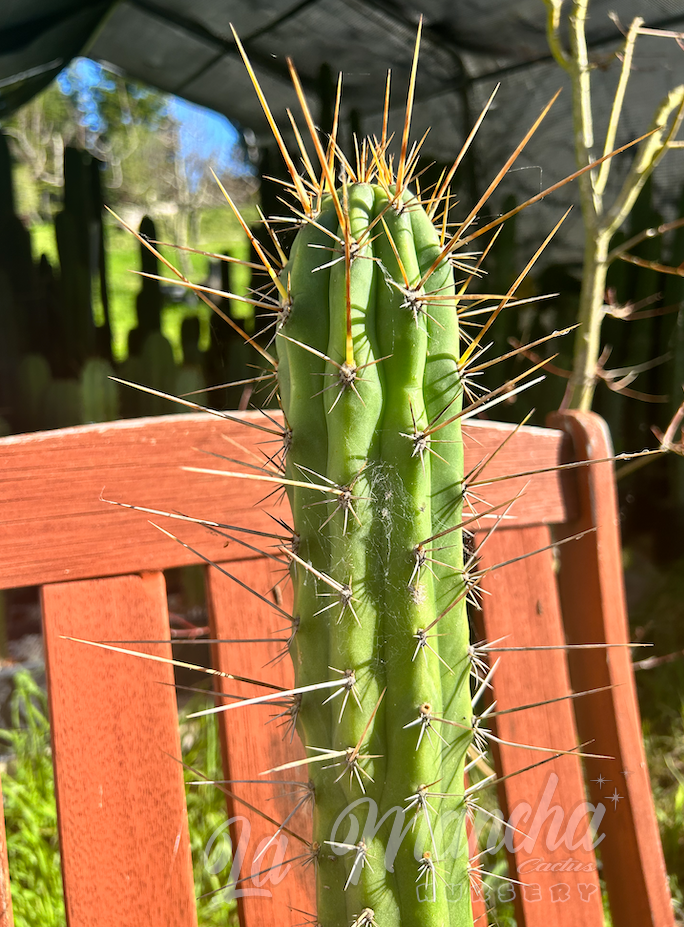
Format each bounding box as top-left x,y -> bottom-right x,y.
277,180 -> 472,926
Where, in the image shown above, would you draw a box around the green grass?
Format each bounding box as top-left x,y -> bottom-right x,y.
644,710 -> 684,920
627,547 -> 684,923
0,672 -> 65,927
29,202 -> 258,365
0,670 -> 238,926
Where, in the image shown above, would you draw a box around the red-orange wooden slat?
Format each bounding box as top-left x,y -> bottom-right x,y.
41,572 -> 197,927
205,559 -> 314,927
475,525 -> 605,926
0,786 -> 13,927
0,415 -> 571,590
0,414 -> 284,589
550,411 -> 675,927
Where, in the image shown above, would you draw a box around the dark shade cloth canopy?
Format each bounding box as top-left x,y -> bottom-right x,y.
1,0 -> 684,259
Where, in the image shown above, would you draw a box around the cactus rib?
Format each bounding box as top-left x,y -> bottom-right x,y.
278,168 -> 472,926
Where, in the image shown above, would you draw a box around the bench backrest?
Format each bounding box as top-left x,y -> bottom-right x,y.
0,409 -> 673,927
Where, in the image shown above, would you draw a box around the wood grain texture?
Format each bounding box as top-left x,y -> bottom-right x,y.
0,414 -> 571,589
0,786 -> 13,927
42,573 -> 197,927
475,525 -> 605,927
205,558 -> 314,927
0,413 -> 286,589
549,410 -> 675,927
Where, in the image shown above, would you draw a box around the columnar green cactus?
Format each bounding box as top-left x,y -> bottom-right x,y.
278,180 -> 472,926
169,25 -> 488,927
112,26 -> 570,927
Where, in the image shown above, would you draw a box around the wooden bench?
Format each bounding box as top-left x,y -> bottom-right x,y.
0,409 -> 673,927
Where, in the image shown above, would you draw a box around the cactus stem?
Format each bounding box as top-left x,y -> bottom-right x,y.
404,787 -> 440,858
314,580 -> 359,626
404,703 -> 451,750
325,839 -> 374,890
412,629 -> 454,674
350,908 -> 377,927
321,667 -> 363,720
278,334 -> 390,406
416,853 -> 447,904
110,25 -> 615,924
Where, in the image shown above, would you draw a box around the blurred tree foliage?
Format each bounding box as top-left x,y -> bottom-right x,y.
1,62 -> 171,220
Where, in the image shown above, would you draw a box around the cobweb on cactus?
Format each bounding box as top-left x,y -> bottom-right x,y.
73,17 -> 664,927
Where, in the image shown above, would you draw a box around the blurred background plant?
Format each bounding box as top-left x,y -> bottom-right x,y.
0,672 -> 64,927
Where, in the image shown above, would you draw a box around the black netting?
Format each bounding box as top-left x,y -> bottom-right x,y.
1,0 -> 683,261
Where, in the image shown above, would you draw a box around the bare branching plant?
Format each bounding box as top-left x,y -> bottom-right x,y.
543,0 -> 684,413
